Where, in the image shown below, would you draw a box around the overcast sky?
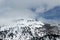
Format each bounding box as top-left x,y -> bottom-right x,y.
0,0 -> 60,24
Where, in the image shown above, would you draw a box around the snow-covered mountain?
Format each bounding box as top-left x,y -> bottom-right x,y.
0,18 -> 46,40
0,18 -> 60,40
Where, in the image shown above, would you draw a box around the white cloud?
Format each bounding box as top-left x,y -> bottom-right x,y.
7,0 -> 60,13
0,0 -> 60,24
2,9 -> 37,19
0,0 -> 60,17
38,17 -> 60,25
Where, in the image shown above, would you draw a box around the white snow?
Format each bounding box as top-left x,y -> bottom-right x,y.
0,18 -> 45,40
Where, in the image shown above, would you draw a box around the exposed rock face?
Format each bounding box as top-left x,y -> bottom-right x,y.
0,19 -> 60,40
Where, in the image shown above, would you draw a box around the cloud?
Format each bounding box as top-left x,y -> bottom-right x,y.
37,17 -> 60,25
0,0 -> 60,24
0,0 -> 60,17
7,0 -> 60,13
1,9 -> 37,18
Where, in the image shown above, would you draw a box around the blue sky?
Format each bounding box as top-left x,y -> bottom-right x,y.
38,6 -> 60,19
0,0 -> 60,24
